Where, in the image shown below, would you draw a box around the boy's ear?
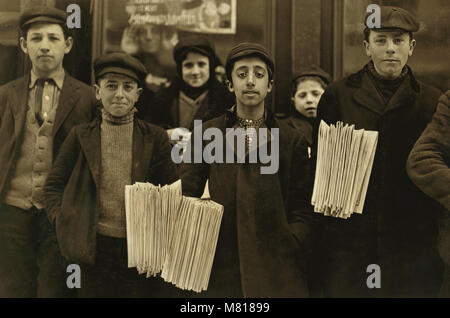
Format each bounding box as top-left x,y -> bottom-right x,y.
267,79 -> 274,93
226,80 -> 234,92
64,36 -> 74,54
19,37 -> 28,54
94,84 -> 101,101
363,40 -> 371,58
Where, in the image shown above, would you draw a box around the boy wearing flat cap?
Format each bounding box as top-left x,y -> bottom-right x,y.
43,52 -> 178,297
179,42 -> 314,297
314,6 -> 443,297
0,6 -> 97,297
279,64 -> 331,149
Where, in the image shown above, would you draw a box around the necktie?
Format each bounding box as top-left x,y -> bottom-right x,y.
35,78 -> 52,126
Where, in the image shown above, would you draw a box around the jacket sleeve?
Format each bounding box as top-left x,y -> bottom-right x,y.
146,127 -> 179,186
44,127 -> 81,224
407,91 -> 450,211
287,133 -> 316,249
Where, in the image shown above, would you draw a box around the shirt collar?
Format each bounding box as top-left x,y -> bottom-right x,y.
29,68 -> 65,89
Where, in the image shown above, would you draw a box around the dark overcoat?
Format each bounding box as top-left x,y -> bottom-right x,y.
313,64 -> 443,297
43,117 -> 178,265
144,78 -> 235,130
278,113 -> 314,146
407,90 -> 450,212
179,107 -> 314,297
407,90 -> 450,296
0,73 -> 98,202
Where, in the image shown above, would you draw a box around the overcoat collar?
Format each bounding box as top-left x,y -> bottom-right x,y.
350,64 -> 420,115
77,117 -> 155,187
223,105 -> 278,161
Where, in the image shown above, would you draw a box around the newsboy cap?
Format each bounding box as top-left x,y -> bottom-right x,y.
225,42 -> 275,81
94,52 -> 148,85
292,64 -> 332,86
365,6 -> 420,32
19,5 -> 67,30
173,35 -> 215,65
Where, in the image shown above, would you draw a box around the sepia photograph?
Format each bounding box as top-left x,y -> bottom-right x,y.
0,0 -> 449,309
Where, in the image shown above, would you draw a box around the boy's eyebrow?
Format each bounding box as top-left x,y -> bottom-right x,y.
235,65 -> 249,71
254,65 -> 267,71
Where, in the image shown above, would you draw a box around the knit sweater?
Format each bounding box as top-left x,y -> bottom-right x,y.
97,109 -> 134,238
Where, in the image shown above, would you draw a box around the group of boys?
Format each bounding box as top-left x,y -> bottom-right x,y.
0,5 -> 448,298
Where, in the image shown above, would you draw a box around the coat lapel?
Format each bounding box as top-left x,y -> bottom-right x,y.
353,73 -> 386,115
131,121 -> 154,183
11,76 -> 30,138
78,120 -> 101,187
52,74 -> 80,136
383,76 -> 418,114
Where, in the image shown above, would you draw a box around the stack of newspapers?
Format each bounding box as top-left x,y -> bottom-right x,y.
312,121 -> 378,219
125,180 -> 224,293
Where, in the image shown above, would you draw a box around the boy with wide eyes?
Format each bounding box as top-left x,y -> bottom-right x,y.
313,6 -> 443,297
43,52 -> 178,297
180,42 -> 314,297
0,6 -> 97,297
278,64 -> 331,152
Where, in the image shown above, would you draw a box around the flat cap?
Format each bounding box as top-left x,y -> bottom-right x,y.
292,64 -> 332,85
19,5 -> 67,30
365,6 -> 419,32
94,52 -> 148,85
173,35 -> 215,65
225,42 -> 274,81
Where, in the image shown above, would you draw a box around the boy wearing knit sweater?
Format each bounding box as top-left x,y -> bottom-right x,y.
43,52 -> 178,297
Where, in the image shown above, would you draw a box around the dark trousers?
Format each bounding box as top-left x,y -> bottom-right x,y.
0,204 -> 72,298
77,234 -> 178,298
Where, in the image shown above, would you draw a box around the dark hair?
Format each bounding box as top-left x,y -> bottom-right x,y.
363,27 -> 413,42
227,53 -> 274,84
291,75 -> 327,97
21,21 -> 71,40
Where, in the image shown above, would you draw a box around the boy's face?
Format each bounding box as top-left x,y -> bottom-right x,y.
95,73 -> 142,117
363,29 -> 415,79
20,23 -> 72,76
292,79 -> 324,118
227,56 -> 273,109
182,51 -> 210,88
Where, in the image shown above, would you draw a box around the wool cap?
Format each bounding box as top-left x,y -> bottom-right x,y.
225,42 -> 274,81
94,52 -> 148,86
365,6 -> 419,32
292,64 -> 332,86
173,35 -> 216,65
19,5 -> 67,30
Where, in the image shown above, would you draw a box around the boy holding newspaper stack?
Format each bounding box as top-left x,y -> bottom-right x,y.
43,52 -> 178,297
313,6 -> 443,297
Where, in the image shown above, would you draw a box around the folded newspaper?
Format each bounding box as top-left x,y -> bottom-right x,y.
311,120 -> 378,219
125,180 -> 224,293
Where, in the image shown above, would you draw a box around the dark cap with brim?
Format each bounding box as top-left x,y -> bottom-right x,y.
19,5 -> 67,30
365,6 -> 419,32
94,52 -> 148,85
292,64 -> 332,86
225,42 -> 274,81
